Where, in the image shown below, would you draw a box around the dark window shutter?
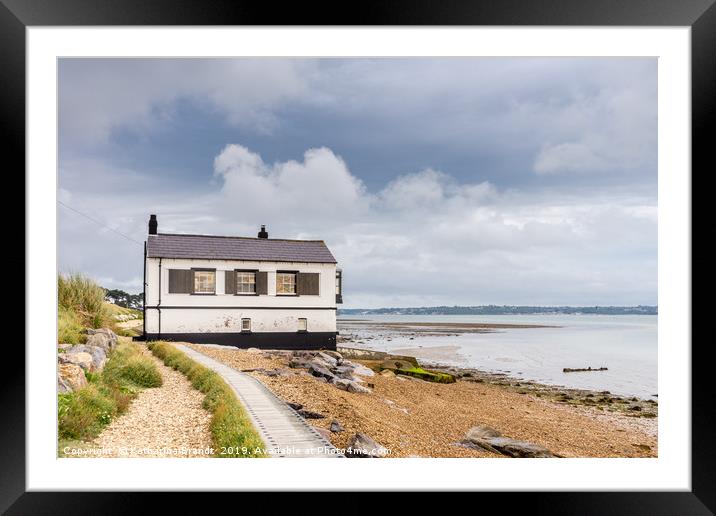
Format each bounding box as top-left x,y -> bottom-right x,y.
256,271 -> 268,295
297,272 -> 320,295
225,270 -> 236,294
168,269 -> 193,294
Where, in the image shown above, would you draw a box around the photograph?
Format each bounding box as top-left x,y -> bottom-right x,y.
56,56 -> 658,460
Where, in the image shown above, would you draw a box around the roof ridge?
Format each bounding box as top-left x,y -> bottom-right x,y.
153,232 -> 327,244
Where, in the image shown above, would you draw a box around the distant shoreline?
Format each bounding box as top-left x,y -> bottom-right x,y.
338,305 -> 657,316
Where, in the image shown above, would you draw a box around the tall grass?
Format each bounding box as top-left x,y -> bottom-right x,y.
149,341 -> 265,458
58,273 -> 110,330
58,343 -> 162,445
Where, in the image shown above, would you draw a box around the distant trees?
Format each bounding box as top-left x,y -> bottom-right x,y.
104,288 -> 144,310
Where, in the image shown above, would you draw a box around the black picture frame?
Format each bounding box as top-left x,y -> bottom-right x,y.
5,0 -> 708,512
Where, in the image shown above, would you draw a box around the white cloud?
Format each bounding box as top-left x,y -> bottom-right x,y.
58,144 -> 656,306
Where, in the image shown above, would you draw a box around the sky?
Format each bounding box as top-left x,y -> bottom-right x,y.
58,58 -> 657,308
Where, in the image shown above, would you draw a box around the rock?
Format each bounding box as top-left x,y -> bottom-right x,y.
66,345 -> 107,372
85,332 -> 113,352
288,357 -> 311,369
58,374 -> 73,393
462,425 -> 558,458
287,402 -> 303,411
58,351 -> 93,372
320,350 -> 343,361
86,327 -> 118,345
246,347 -> 262,353
330,420 -> 344,433
58,363 -> 87,392
347,381 -> 372,394
58,343 -> 72,351
313,426 -> 333,440
316,351 -> 339,366
379,369 -> 395,377
487,438 -> 558,458
334,365 -> 356,379
331,378 -> 371,394
309,363 -> 337,382
466,425 -> 503,441
346,433 -> 389,458
298,409 -> 325,419
351,363 -> 375,377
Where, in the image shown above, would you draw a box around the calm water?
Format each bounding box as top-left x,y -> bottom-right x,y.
338,314 -> 657,399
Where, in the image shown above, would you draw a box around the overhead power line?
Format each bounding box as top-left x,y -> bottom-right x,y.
58,200 -> 144,246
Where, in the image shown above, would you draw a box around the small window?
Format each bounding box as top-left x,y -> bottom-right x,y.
194,270 -> 216,294
276,272 -> 297,295
236,271 -> 256,294
335,269 -> 342,295
298,318 -> 307,332
241,318 -> 251,332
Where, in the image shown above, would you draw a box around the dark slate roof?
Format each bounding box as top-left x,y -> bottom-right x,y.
146,233 -> 337,263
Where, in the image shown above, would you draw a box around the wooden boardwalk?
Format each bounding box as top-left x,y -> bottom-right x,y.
175,344 -> 343,458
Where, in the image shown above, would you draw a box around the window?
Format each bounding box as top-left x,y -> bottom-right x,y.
236,271 -> 256,294
193,270 -> 215,294
335,269 -> 343,304
298,318 -> 307,332
241,318 -> 251,332
276,272 -> 297,295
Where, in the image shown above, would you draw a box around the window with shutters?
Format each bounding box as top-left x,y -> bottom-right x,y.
236,271 -> 256,294
276,272 -> 297,295
193,270 -> 215,294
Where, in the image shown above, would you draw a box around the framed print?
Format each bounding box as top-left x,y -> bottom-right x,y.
5,0 -> 710,512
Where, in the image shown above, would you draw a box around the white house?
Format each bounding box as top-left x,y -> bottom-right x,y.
141,215 -> 342,350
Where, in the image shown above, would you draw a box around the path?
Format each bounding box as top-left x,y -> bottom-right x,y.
93,349 -> 213,457
175,344 -> 342,458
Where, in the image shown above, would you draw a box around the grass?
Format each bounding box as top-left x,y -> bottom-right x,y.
58,306 -> 87,344
389,366 -> 456,384
58,342 -> 162,451
148,341 -> 265,458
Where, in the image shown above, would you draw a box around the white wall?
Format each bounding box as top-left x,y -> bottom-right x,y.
145,257 -> 337,334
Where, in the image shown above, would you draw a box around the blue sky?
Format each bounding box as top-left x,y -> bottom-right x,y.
58,58 -> 657,308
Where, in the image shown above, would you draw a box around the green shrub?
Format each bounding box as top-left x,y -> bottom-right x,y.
148,341 -> 265,457
58,273 -> 110,332
57,343 -> 162,445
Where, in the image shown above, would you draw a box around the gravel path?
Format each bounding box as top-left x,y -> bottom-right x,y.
92,347 -> 213,458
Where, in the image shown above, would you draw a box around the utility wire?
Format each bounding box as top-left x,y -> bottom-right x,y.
58,200 -> 144,246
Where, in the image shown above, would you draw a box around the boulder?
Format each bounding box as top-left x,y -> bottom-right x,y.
58,343 -> 72,351
309,363 -> 337,382
58,363 -> 87,392
320,350 -> 343,361
351,363 -> 375,377
58,374 -> 73,393
66,344 -> 107,372
246,347 -> 262,353
58,351 -> 93,372
288,357 -> 312,369
379,369 -> 396,378
316,352 -> 339,367
347,381 -> 372,394
330,420 -> 345,433
85,332 -> 113,352
334,365 -> 357,379
346,433 -> 389,458
463,425 -> 558,458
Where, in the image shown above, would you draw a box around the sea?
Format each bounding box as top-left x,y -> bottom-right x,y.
337,314 -> 657,399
